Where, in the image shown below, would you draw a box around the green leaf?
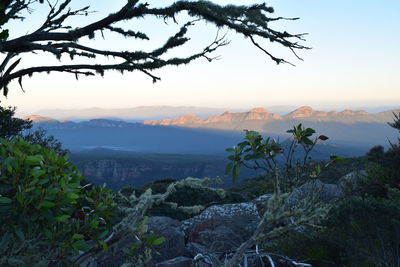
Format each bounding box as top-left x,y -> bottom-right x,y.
26,155 -> 43,165
31,169 -> 46,178
303,138 -> 314,146
98,240 -> 108,251
16,192 -> 23,204
39,201 -> 55,208
98,230 -> 109,239
72,233 -> 84,240
330,155 -> 346,163
225,162 -> 234,175
0,196 -> 12,204
67,192 -> 79,199
38,178 -> 50,185
56,215 -> 70,222
89,219 -> 99,228
29,178 -> 39,186
73,240 -> 91,251
147,235 -> 165,245
232,164 -> 241,183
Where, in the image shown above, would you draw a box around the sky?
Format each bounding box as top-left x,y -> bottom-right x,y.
2,0 -> 400,115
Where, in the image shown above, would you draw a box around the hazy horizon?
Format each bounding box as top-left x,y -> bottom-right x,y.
2,0 -> 399,114
12,103 -> 400,118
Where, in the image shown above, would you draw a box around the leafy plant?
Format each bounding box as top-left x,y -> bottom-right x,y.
0,138 -> 115,265
0,104 -> 31,140
123,216 -> 165,266
0,104 -> 68,155
273,194 -> 400,267
225,124 -> 336,190
224,125 -> 335,266
23,127 -> 69,156
363,113 -> 400,197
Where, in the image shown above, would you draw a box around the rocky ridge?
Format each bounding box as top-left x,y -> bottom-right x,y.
23,107 -> 400,128
23,114 -> 59,123
143,107 -> 282,126
143,106 -> 397,126
92,178 -> 345,267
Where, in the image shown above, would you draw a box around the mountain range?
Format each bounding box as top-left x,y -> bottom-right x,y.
22,106 -> 399,156
144,106 -> 396,126
18,106 -> 399,189
33,106 -> 231,121
31,105 -> 400,121
142,106 -> 398,146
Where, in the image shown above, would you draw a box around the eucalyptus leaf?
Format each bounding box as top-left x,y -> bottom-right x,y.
0,196 -> 12,204
39,201 -> 55,208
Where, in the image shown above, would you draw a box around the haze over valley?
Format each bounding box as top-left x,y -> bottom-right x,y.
25,105 -> 399,153
23,105 -> 399,188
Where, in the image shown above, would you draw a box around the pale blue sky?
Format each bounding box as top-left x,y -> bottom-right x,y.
2,0 -> 400,114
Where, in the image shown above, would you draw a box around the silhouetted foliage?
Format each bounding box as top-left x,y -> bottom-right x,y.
274,195 -> 400,267
388,112 -> 400,132
0,104 -> 67,154
366,145 -> 385,163
0,138 -> 115,265
271,114 -> 400,266
0,104 -> 31,139
24,127 -> 68,156
0,0 -> 308,96
363,114 -> 400,196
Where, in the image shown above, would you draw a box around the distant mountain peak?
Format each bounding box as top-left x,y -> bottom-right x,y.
297,106 -> 314,111
182,114 -> 201,119
144,108 -> 282,126
285,106 -> 316,118
285,106 -> 372,120
23,115 -> 58,123
339,109 -> 369,115
249,107 -> 267,113
144,114 -> 205,126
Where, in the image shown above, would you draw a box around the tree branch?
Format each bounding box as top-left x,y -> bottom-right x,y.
0,0 -> 309,96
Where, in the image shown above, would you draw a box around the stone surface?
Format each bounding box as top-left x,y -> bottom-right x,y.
186,242 -> 214,257
89,179 -> 351,266
148,217 -> 187,263
289,179 -> 344,205
252,193 -> 272,216
338,170 -> 367,192
180,202 -> 261,246
197,226 -> 242,252
155,256 -> 193,267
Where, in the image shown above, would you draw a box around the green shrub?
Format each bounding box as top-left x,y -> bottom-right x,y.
137,178 -> 245,220
362,143 -> 400,198
225,124 -> 337,192
0,138 -> 115,265
273,195 -> 400,267
0,105 -> 31,140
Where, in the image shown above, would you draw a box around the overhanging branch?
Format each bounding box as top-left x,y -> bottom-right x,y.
0,0 -> 309,96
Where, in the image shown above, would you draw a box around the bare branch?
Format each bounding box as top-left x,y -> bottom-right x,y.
0,0 -> 309,96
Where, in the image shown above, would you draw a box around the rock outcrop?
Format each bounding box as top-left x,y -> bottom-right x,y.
144,114 -> 205,126
289,179 -> 344,205
23,114 -> 59,123
143,106 -> 393,127
180,202 -> 261,251
91,178 -> 349,267
144,107 -> 282,126
285,106 -> 373,122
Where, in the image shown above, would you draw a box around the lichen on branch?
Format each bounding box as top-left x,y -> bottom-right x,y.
0,0 -> 308,96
